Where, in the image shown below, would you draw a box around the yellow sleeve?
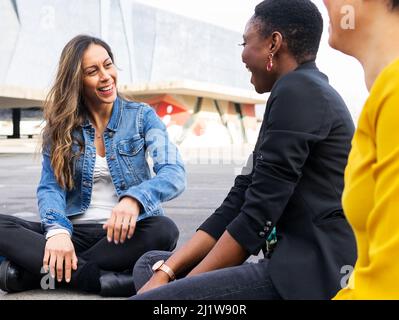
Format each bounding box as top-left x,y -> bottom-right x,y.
339,77 -> 399,299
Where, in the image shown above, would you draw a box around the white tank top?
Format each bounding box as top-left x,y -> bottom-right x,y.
72,154 -> 118,224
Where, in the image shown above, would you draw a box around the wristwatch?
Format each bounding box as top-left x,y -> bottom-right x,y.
152,260 -> 176,281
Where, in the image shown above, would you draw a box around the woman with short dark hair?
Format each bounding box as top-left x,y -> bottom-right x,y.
131,0 -> 357,300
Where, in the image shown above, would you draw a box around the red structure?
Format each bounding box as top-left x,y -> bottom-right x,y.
142,94 -> 190,127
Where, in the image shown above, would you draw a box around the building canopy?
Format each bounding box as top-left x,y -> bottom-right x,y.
0,0 -> 266,108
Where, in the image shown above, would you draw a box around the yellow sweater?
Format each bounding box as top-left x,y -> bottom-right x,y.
334,58 -> 399,300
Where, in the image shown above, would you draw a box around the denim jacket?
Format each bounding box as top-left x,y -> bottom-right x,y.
37,97 -> 186,236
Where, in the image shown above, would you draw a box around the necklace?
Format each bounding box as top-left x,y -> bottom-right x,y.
95,130 -> 103,139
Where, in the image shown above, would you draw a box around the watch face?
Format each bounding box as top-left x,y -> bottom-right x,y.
152,260 -> 164,271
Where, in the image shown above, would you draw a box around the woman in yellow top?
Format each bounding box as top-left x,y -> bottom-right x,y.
323,0 -> 399,299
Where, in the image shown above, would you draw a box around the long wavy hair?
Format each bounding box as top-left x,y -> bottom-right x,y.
42,35 -> 114,190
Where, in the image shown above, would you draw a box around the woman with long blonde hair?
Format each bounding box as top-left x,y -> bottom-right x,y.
0,35 -> 186,297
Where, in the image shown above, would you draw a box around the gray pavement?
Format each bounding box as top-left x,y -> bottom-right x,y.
0,153 -> 250,300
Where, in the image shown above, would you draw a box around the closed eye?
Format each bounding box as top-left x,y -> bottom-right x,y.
87,69 -> 97,76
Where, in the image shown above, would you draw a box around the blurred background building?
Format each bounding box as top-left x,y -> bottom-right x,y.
0,0 -> 266,153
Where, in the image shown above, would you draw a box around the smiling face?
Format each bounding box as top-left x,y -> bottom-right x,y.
81,44 -> 117,108
241,18 -> 276,93
323,0 -> 364,56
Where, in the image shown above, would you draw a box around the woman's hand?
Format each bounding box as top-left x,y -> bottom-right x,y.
43,233 -> 78,283
103,197 -> 140,244
137,270 -> 170,295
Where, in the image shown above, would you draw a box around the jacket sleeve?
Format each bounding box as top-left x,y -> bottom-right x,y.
120,105 -> 186,212
226,75 -> 332,255
37,150 -> 73,236
197,153 -> 254,240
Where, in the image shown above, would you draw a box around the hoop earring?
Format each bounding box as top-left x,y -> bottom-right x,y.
266,53 -> 274,72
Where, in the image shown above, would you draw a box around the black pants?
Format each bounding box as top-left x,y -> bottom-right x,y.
0,214 -> 179,288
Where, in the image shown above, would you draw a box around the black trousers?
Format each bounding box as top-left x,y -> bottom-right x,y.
0,214 -> 179,286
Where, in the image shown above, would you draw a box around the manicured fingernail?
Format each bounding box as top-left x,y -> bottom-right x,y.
114,240 -> 118,244
66,278 -> 70,283
108,237 -> 111,242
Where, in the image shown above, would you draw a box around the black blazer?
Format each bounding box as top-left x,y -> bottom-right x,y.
199,61 -> 357,300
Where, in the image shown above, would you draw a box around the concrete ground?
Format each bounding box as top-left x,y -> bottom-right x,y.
0,152 -> 252,300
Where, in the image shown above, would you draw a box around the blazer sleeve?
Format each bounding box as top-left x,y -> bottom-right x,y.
226,74 -> 333,255
198,153 -> 254,240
